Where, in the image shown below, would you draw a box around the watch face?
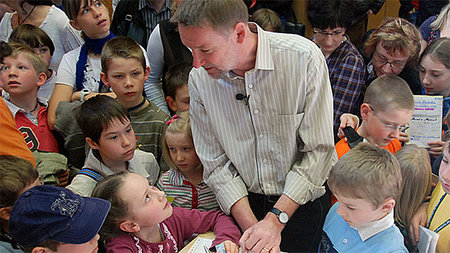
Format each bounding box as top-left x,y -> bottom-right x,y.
279,212 -> 289,223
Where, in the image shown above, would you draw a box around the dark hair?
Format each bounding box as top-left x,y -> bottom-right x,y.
75,95 -> 130,143
164,62 -> 192,99
307,0 -> 354,29
92,171 -> 129,241
10,24 -> 55,56
420,37 -> 450,69
0,41 -> 12,63
63,0 -> 107,20
0,155 -> 39,209
22,240 -> 61,252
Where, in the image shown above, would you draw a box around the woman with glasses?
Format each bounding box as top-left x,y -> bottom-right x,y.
307,0 -> 366,142
364,17 -> 422,95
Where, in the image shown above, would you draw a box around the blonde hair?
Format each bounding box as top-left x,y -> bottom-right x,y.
363,75 -> 414,112
328,143 -> 402,208
394,144 -> 432,230
8,42 -> 48,75
430,3 -> 450,31
250,8 -> 281,32
364,17 -> 421,64
162,111 -> 200,170
101,36 -> 146,75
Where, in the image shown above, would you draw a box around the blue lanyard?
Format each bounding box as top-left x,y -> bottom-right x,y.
427,193 -> 449,233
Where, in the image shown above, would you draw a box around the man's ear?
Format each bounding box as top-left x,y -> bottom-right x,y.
380,198 -> 395,214
36,72 -> 47,87
166,96 -> 177,112
234,22 -> 246,43
69,19 -> 82,31
86,137 -> 100,150
100,72 -> 111,88
119,220 -> 140,233
0,206 -> 12,221
360,103 -> 371,121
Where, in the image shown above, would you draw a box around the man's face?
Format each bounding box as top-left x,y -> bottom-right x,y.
178,24 -> 239,78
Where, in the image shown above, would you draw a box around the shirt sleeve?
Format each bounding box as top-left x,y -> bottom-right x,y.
283,50 -> 337,205
419,16 -> 436,41
55,51 -> 77,89
145,24 -> 169,113
189,75 -> 248,214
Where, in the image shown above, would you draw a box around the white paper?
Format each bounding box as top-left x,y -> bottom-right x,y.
186,237 -> 213,253
417,226 -> 439,253
408,96 -> 443,147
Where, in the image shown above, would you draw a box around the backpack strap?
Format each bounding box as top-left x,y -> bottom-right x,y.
78,168 -> 104,182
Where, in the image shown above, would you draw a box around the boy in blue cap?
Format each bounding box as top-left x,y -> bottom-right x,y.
9,185 -> 110,253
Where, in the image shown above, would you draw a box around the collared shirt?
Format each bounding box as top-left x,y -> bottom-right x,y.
157,168 -> 219,211
139,0 -> 171,38
356,209 -> 395,241
324,36 -> 366,136
189,23 -> 336,213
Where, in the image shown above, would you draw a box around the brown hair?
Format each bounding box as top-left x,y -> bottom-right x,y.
101,36 -> 146,75
63,0 -> 107,20
164,62 -> 192,99
363,75 -> 414,112
420,37 -> 450,69
394,144 -> 432,230
364,17 -> 421,64
0,155 -> 39,209
10,24 -> 55,56
328,143 -> 402,207
250,8 -> 281,32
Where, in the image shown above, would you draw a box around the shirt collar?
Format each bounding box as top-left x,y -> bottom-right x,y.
4,97 -> 47,117
356,210 -> 395,241
139,0 -> 172,12
168,168 -> 186,186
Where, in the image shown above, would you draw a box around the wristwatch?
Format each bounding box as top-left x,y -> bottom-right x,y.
80,89 -> 91,102
269,207 -> 289,224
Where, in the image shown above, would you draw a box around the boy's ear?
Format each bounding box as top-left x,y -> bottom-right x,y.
86,137 -> 100,150
100,72 -> 111,88
69,19 -> 83,31
0,206 -> 12,220
166,96 -> 177,112
36,72 -> 47,87
144,66 -> 150,80
119,220 -> 140,233
31,247 -> 51,253
380,198 -> 395,214
360,103 -> 371,121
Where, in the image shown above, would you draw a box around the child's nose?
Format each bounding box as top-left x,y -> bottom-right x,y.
176,153 -> 184,162
122,136 -> 131,147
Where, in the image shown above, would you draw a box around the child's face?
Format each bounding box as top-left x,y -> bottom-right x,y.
0,54 -> 45,97
101,57 -> 149,108
362,104 -> 412,147
173,85 -> 190,112
420,55 -> 450,97
53,234 -> 100,253
120,173 -> 173,228
88,117 -> 136,168
33,46 -> 52,67
70,0 -> 110,39
440,143 -> 450,194
335,193 -> 388,228
165,132 -> 201,173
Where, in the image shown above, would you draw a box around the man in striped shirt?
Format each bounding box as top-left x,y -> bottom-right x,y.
173,0 -> 336,252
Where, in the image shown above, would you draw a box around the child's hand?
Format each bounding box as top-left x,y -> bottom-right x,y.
337,113 -> 359,139
427,140 -> 445,157
397,131 -> 409,143
408,201 -> 429,245
220,240 -> 239,253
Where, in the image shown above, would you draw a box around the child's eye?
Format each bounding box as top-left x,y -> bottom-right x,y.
109,135 -> 118,140
95,1 -> 102,7
419,68 -> 425,73
2,66 -> 9,71
169,147 -> 176,152
432,74 -> 440,78
443,158 -> 448,164
81,8 -> 89,14
183,147 -> 190,151
18,66 -> 26,70
347,206 -> 355,211
113,74 -> 122,79
40,48 -> 48,53
132,72 -> 140,77
126,127 -> 132,133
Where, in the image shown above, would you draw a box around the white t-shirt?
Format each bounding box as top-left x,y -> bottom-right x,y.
0,6 -> 83,71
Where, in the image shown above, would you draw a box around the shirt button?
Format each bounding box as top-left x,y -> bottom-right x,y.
254,109 -> 259,114
248,84 -> 253,89
259,134 -> 264,139
266,183 -> 271,188
263,159 -> 268,163
343,238 -> 348,244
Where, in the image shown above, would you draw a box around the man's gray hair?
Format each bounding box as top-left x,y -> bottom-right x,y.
171,0 -> 249,30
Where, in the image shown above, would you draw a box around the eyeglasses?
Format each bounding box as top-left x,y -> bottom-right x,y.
369,105 -> 408,132
373,52 -> 407,70
313,29 -> 344,36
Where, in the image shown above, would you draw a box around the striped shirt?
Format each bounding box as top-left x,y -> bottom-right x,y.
139,0 -> 172,39
157,168 -> 219,211
324,36 -> 366,138
189,24 -> 337,214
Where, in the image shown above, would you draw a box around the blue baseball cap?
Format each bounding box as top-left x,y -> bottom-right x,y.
9,185 -> 111,247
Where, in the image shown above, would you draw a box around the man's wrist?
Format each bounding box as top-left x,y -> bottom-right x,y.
265,211 -> 286,228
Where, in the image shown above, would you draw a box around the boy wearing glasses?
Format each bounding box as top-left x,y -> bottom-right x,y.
335,75 -> 414,159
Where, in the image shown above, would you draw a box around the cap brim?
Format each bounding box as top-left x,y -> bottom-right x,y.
51,196 -> 111,244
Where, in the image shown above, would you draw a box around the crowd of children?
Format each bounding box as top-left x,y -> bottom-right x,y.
0,0 -> 449,252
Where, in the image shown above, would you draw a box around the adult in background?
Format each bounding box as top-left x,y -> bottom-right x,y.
0,0 -> 83,70
364,17 -> 422,95
172,0 -> 336,252
308,0 -> 366,142
111,0 -> 171,48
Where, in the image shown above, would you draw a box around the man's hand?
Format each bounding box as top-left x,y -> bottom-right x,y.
222,240 -> 239,253
240,213 -> 283,253
408,201 -> 429,245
